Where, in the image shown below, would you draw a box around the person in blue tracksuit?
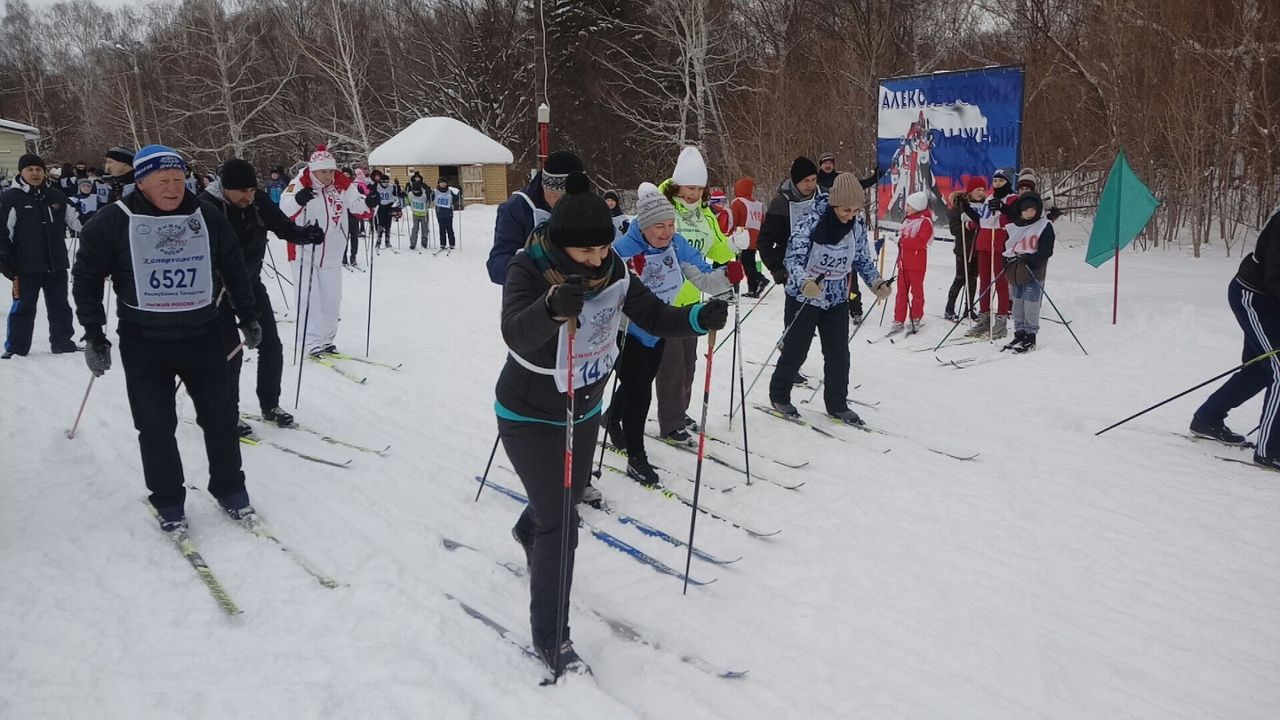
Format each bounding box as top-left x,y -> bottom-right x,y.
1191,208 -> 1280,469
606,182 -> 738,485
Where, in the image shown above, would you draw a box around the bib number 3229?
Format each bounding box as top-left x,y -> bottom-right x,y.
149,268 -> 198,290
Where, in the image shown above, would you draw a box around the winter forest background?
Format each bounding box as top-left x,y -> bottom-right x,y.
1,0 -> 1277,256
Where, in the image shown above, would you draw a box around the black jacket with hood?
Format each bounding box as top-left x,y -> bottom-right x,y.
199,179 -> 308,278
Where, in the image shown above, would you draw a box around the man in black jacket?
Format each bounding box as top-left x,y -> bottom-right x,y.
1191,208 -> 1280,469
103,145 -> 135,203
72,145 -> 263,532
0,154 -> 82,358
200,158 -> 324,431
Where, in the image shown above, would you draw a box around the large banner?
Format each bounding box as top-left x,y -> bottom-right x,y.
877,66 -> 1024,227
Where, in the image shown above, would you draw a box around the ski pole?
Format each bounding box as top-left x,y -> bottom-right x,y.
801,291 -> 889,406
366,222 -> 376,357
933,264 -> 1010,352
714,282 -> 775,353
735,292 -> 815,418
474,433 -> 501,501
683,327 -> 717,596
292,244 -> 304,365
727,292 -> 741,431
552,315 -> 578,683
65,375 -> 96,439
1028,272 -> 1088,356
1094,349 -> 1280,436
294,244 -> 319,409
266,242 -> 290,311
729,291 -> 752,484
591,321 -> 630,480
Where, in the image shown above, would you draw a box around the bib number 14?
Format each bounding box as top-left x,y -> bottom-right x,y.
149,268 -> 198,290
578,355 -> 614,386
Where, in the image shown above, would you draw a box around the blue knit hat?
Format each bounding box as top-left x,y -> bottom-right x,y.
133,145 -> 188,183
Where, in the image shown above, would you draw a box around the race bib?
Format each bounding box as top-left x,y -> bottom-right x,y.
122,202 -> 214,312
805,236 -> 855,277
1004,217 -> 1048,256
978,200 -> 1004,230
638,245 -> 684,304
554,278 -> 627,392
378,186 -> 395,204
677,210 -> 713,254
736,198 -> 764,231
435,191 -> 452,209
788,197 -> 816,233
96,183 -> 111,204
532,208 -> 550,226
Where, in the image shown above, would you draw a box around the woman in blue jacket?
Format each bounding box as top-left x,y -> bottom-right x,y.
608,183 -> 739,484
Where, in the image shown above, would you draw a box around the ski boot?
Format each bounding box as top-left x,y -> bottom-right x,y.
626,455 -> 660,487
829,408 -> 864,426
1001,331 -> 1027,352
771,400 -> 800,418
1189,420 -> 1247,446
1012,333 -> 1036,353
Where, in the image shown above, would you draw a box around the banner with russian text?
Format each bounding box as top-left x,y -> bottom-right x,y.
876,66 -> 1024,227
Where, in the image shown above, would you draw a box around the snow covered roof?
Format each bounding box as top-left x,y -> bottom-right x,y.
368,117 -> 514,167
0,118 -> 40,140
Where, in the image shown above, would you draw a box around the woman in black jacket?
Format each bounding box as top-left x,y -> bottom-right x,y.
495,173 -> 728,677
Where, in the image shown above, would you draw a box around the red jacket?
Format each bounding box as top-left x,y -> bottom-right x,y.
897,209 -> 933,272
730,178 -> 763,250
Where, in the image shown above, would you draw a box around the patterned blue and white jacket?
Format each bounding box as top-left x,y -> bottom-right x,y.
783,193 -> 881,310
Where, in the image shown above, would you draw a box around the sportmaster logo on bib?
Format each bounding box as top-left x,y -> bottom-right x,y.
662,254 -> 675,270
585,304 -> 618,348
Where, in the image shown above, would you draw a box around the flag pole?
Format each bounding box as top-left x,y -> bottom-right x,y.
1112,152 -> 1122,325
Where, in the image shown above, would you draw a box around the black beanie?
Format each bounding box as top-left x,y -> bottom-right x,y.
105,146 -> 135,165
18,154 -> 45,171
790,156 -> 818,185
549,173 -> 615,248
219,158 -> 258,190
542,151 -> 584,194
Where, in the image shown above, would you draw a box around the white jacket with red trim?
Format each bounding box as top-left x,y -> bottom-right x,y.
279,168 -> 368,267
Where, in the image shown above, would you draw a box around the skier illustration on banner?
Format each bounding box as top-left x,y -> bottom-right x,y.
886,113 -> 943,222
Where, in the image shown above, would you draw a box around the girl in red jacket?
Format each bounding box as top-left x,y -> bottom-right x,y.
892,191 -> 933,333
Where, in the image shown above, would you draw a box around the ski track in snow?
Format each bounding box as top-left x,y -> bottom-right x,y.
2,209 -> 1278,719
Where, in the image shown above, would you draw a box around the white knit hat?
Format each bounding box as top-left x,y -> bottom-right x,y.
672,146 -> 708,187
906,191 -> 930,213
309,144 -> 337,172
635,182 -> 675,230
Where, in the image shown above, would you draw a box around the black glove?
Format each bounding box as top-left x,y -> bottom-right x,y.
84,336 -> 112,377
239,318 -> 263,350
299,224 -> 325,245
987,198 -> 1002,211
293,187 -> 315,206
364,192 -> 380,209
770,268 -> 787,285
1046,206 -> 1062,222
546,277 -> 587,320
697,299 -> 729,331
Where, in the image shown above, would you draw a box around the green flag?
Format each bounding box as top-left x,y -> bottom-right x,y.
1086,150 -> 1159,267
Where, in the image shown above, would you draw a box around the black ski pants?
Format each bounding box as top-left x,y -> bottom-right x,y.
437,209 -> 455,247
120,328 -> 247,514
4,271 -> 75,355
609,338 -> 665,459
500,412 -> 601,652
344,214 -> 361,264
739,249 -> 767,294
220,281 -> 283,413
948,249 -> 979,317
769,294 -> 851,414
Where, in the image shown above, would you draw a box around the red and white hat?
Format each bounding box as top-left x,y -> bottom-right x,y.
309,144 -> 337,172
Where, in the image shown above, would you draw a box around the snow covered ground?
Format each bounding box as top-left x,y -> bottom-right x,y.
2,207 -> 1278,719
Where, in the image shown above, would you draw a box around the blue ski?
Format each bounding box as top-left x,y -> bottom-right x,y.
473,476 -> 717,584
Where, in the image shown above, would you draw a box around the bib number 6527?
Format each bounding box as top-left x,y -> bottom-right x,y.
149,268 -> 198,290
